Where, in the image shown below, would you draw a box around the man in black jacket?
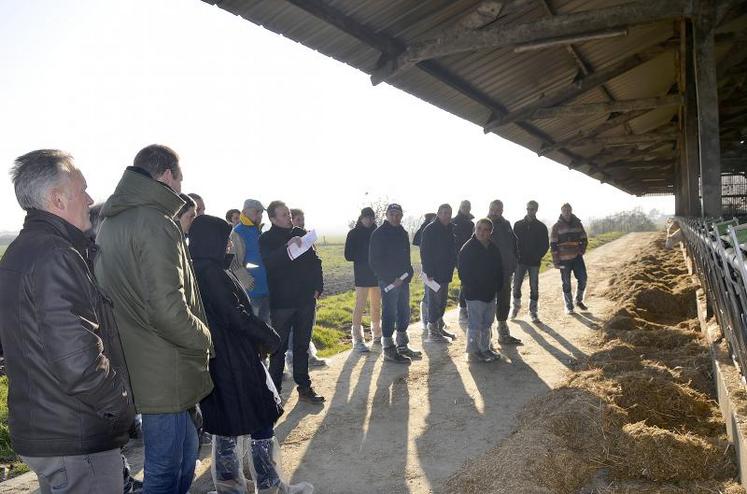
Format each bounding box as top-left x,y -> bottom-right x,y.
421,204 -> 458,343
259,200 -> 325,403
452,200 -> 474,327
369,203 -> 422,364
0,150 -> 135,492
458,218 -> 503,363
512,200 -> 550,322
412,212 -> 436,331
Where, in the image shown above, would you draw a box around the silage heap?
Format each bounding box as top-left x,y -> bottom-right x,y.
443,235 -> 745,494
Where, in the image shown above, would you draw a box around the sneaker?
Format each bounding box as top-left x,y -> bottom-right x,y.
308,355 -> 328,367
298,386 -> 325,404
487,347 -> 502,359
498,336 -> 523,346
439,327 -> 458,340
480,350 -> 500,362
510,306 -> 520,319
353,340 -> 370,353
426,331 -> 450,344
564,306 -> 575,315
530,313 -> 540,323
576,301 -> 588,311
398,346 -> 423,360
467,352 -> 491,363
371,339 -> 382,349
384,346 -> 411,364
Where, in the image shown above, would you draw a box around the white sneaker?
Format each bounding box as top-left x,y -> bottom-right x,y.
353,340 -> 370,353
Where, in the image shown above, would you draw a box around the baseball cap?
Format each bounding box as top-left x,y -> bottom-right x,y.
386,203 -> 403,214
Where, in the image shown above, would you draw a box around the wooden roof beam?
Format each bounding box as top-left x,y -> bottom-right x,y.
371,0 -> 694,85
580,129 -> 679,147
528,95 -> 682,120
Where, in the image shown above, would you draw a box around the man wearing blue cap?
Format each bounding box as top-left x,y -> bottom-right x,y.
369,203 -> 422,363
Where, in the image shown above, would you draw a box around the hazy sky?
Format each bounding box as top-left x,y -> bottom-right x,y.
0,0 -> 673,234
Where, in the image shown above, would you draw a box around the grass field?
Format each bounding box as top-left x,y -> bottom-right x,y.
311,231 -> 625,357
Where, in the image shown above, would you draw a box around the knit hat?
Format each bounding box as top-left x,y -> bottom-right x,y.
360,207 -> 375,218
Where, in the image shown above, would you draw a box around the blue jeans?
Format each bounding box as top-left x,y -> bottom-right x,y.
513,264 -> 540,314
560,255 -> 588,307
142,411 -> 199,494
425,283 -> 449,324
379,281 -> 410,339
466,299 -> 496,353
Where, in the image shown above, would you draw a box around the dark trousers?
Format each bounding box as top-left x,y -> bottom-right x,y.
496,272 -> 513,322
379,281 -> 410,338
270,302 -> 315,392
458,288 -> 466,309
560,255 -> 588,305
425,283 -> 449,324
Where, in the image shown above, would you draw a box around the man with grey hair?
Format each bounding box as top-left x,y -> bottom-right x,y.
0,150 -> 135,493
95,144 -> 213,493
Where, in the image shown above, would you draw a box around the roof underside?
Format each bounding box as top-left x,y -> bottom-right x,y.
202,0 -> 747,196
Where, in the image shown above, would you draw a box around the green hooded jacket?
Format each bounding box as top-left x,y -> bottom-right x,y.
94,168 -> 213,414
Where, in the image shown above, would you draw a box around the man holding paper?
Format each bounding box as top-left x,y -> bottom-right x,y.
420,203 -> 458,343
369,203 -> 422,364
259,200 -> 325,404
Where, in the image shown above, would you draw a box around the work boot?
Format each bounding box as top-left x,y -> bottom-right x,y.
426,322 -> 450,344
510,299 -> 520,319
467,352 -> 491,363
351,325 -> 370,353
437,319 -> 457,340
396,330 -> 422,359
458,307 -> 469,329
248,436 -> 314,494
383,345 -> 411,364
297,386 -> 325,404
480,350 -> 500,362
576,301 -> 589,311
499,335 -> 523,346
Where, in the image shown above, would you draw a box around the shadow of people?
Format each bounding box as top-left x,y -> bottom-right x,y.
514,320 -> 586,369
571,312 -> 602,330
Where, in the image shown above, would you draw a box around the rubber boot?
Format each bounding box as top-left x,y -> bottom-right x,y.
248,437 -> 314,494
396,330 -> 422,359
351,325 -> 370,353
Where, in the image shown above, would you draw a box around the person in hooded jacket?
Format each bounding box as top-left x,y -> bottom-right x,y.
452,200 -> 474,327
189,215 -> 313,494
551,203 -> 589,314
344,207 -> 380,352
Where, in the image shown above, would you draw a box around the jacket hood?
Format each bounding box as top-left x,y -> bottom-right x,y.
100,168 -> 185,220
189,215 -> 233,263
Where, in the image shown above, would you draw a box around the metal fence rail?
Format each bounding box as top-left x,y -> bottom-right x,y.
678,217 -> 747,380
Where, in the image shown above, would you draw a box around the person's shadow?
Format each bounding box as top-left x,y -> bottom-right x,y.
515,320 -> 587,368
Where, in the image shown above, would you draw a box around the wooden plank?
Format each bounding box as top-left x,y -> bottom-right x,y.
528,95 -> 682,119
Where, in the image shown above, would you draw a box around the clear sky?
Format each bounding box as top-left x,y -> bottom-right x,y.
0,0 -> 673,234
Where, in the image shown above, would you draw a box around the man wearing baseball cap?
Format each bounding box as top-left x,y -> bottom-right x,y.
230,198 -> 271,322
369,203 -> 422,363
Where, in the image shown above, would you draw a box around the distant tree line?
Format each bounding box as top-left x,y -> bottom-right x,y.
587,208 -> 659,236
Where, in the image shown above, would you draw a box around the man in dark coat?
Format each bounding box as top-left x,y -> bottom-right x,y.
412,212 -> 436,331
421,204 -> 458,343
369,203 -> 422,364
512,200 -> 550,323
452,200 -> 474,327
458,218 -> 504,363
0,150 -> 135,493
259,200 -> 325,403
487,199 -> 522,345
344,207 -> 380,351
189,215 -> 312,493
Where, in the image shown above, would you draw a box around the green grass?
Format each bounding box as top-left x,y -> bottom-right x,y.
312,231 -> 625,357
0,245 -> 6,260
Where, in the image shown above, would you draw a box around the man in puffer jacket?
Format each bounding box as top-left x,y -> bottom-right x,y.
550,203 -> 589,314
0,150 -> 135,493
95,144 -> 213,494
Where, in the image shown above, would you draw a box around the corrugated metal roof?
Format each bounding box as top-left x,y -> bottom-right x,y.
202,0 -> 747,196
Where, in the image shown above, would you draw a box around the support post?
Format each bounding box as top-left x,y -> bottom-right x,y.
694,0 -> 721,218
684,20 -> 702,217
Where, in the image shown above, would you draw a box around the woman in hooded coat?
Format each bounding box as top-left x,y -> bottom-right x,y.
188,215 -> 313,494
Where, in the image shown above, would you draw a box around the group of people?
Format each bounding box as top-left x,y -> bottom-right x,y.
344,199 -> 589,364
0,144 -> 590,494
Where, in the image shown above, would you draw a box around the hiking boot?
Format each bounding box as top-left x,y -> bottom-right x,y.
487,347 -> 502,360
576,301 -> 589,311
498,335 -> 523,346
530,313 -> 540,323
308,355 -> 327,367
398,345 -> 423,360
437,319 -> 457,340
467,352 -> 491,363
383,346 -> 411,364
353,340 -> 370,353
298,386 -> 325,404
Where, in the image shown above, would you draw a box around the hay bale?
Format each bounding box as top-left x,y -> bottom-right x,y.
585,342 -> 644,374
612,422 -> 736,482
607,327 -> 700,350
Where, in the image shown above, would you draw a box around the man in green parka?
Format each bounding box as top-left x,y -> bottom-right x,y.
94,144 -> 213,494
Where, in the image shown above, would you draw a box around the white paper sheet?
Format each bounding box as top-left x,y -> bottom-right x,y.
420,271 -> 441,292
384,272 -> 409,293
287,229 -> 318,260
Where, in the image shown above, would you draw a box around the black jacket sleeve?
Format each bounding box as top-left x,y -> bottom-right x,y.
457,243 -> 477,287
420,224 -> 436,277
540,223 -> 550,258
35,248 -> 131,422
259,231 -> 292,271
368,230 -> 388,283
344,229 -> 356,262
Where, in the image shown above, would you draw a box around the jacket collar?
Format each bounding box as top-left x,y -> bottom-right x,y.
100,168 -> 185,220
239,213 -> 258,228
23,209 -> 91,257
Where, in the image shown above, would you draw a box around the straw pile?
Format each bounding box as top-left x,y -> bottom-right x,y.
443,235 -> 744,494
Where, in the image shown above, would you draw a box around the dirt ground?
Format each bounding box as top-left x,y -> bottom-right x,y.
0,232 -> 663,494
